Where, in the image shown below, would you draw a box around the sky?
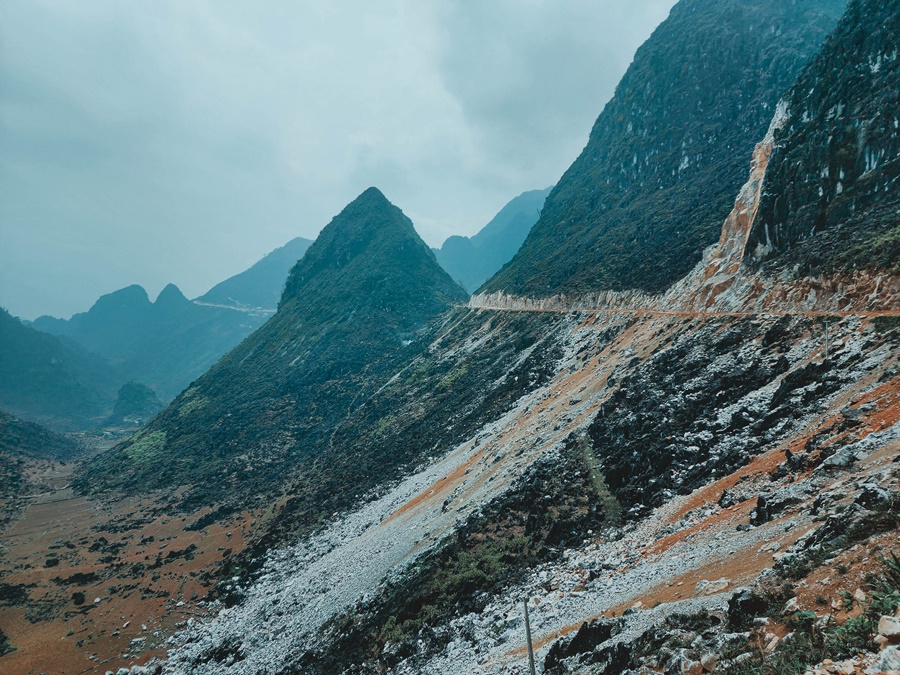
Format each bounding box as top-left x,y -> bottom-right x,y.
0,0 -> 676,320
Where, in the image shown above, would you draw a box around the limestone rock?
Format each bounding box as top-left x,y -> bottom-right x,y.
694,578 -> 730,596
879,615 -> 900,640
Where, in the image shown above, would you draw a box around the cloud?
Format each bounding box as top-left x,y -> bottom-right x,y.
0,0 -> 675,319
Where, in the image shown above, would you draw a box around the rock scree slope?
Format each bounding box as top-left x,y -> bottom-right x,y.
152,2 -> 899,673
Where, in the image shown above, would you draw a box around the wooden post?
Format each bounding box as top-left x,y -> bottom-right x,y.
524,599 -> 537,675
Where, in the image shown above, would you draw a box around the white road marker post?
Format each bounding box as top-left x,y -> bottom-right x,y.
524,598 -> 537,675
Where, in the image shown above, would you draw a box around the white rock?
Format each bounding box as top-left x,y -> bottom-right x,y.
878,614 -> 900,639
869,646 -> 900,672
694,578 -> 730,596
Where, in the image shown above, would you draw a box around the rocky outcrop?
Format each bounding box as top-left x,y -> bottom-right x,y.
482,0 -> 845,297
746,0 -> 900,275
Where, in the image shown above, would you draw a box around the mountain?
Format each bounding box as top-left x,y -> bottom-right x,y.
106,381 -> 164,427
195,236 -> 313,310
78,188 -> 467,510
0,409 -> 81,462
32,283 -> 269,400
0,409 -> 82,510
483,0 -> 846,297
434,188 -> 551,292
745,0 -> 900,276
0,308 -> 121,430
9,3 -> 900,674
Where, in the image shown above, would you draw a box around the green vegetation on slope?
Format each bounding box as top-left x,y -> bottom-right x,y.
483,0 -> 846,297
77,188 -> 467,515
0,308 -> 121,431
107,381 -> 164,426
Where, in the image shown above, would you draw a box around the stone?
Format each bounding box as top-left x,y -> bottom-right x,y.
872,646 -> 900,672
854,589 -> 867,604
701,653 -> 718,672
783,597 -> 801,614
879,615 -> 900,640
694,578 -> 730,596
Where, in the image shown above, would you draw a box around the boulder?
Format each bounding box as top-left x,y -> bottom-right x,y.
694,578 -> 730,596
878,615 -> 900,641
872,646 -> 900,672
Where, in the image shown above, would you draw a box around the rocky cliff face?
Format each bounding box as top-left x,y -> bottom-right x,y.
746,0 -> 900,277
483,0 -> 846,297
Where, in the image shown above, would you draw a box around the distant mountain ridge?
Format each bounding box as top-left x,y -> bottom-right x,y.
32,284 -> 268,401
196,236 -> 313,310
484,0 -> 847,297
434,188 -> 551,292
0,308 -> 121,430
79,188 -> 468,510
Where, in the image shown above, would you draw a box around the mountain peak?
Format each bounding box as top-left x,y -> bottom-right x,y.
154,283 -> 188,308
90,284 -> 151,314
280,188 -> 459,307
355,186 -> 389,204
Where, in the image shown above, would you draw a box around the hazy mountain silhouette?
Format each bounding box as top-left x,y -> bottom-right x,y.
434,188 -> 551,292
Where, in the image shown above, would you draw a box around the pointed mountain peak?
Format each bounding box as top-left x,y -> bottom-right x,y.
154,283 -> 189,308
326,187 -> 410,238
280,188 -> 462,306
355,186 -> 389,205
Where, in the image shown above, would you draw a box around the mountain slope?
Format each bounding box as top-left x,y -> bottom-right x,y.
0,308 -> 121,430
32,284 -> 269,400
0,409 -> 82,516
746,0 -> 900,275
196,236 -> 313,310
434,188 -> 551,292
78,188 -> 467,511
483,0 -> 846,297
0,409 -> 80,463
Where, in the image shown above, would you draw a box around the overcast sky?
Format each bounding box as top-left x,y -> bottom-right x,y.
0,0 -> 676,320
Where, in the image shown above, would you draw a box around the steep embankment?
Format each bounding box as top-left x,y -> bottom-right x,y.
434,188 -> 550,292
483,0 -> 845,297
77,188 -> 467,516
